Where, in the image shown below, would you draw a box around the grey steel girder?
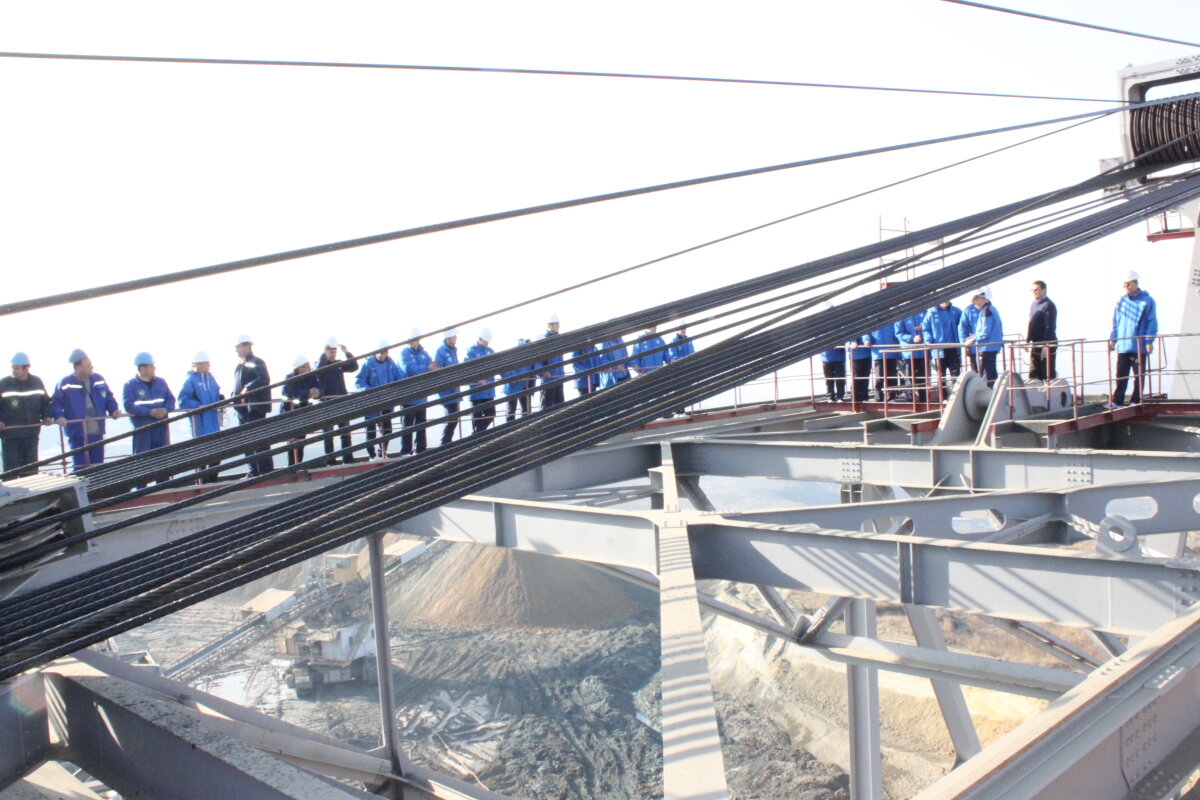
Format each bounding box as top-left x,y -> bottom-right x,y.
672,439 -> 1200,490
0,674 -> 49,789
913,603 -> 1200,800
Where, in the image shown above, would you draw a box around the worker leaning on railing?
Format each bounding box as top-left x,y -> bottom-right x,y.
122,352 -> 177,455
49,348 -> 122,470
963,288 -> 1004,388
0,352 -> 54,477
1108,271 -> 1158,407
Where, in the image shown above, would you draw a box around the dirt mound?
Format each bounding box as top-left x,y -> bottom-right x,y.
390,543 -> 652,630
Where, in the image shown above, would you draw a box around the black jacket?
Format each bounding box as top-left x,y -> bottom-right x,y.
315,352 -> 358,398
233,354 -> 271,419
0,375 -> 51,438
1027,296 -> 1057,343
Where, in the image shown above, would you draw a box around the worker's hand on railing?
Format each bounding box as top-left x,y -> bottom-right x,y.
54,417 -> 68,427
149,408 -> 169,420
110,410 -> 123,420
1108,340 -> 1115,352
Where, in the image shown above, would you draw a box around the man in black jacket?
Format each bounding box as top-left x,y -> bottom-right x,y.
233,334 -> 274,477
1027,280 -> 1058,381
0,352 -> 52,477
316,337 -> 359,465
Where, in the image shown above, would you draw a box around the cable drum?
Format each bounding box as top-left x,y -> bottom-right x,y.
1130,95 -> 1200,167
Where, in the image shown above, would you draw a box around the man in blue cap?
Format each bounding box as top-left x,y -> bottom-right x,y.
0,352 -> 53,477
123,352 -> 177,454
50,348 -> 121,470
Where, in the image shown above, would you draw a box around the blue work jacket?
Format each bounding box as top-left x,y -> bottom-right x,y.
864,326 -> 900,360
820,347 -> 846,363
464,343 -> 496,401
1110,289 -> 1158,354
50,372 -> 119,439
666,335 -> 694,363
356,356 -> 403,418
597,337 -> 631,389
178,370 -> 222,438
502,340 -> 534,396
400,345 -> 433,406
959,304 -> 982,354
848,340 -> 872,360
537,330 -> 564,381
572,345 -> 600,393
122,376 -> 176,428
281,369 -> 320,414
894,314 -> 928,360
434,342 -> 459,402
923,305 -> 962,345
972,302 -> 1004,353
631,333 -> 667,373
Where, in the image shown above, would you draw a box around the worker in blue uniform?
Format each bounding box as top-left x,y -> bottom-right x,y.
964,289 -> 1004,387
0,352 -> 53,477
665,322 -> 695,363
894,312 -> 929,403
846,337 -> 873,403
465,328 -> 497,434
434,330 -> 460,446
1109,271 -> 1158,406
630,325 -> 668,376
281,355 -> 320,466
573,342 -> 600,397
502,338 -> 534,423
863,323 -> 901,402
232,334 -> 274,477
178,351 -> 222,440
315,337 -> 359,465
538,314 -> 565,409
959,293 -> 984,373
50,349 -> 121,471
356,340 -> 403,459
597,335 -> 631,390
400,328 -> 433,455
122,352 -> 176,454
922,300 -> 963,392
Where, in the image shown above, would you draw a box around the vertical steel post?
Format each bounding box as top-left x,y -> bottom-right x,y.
845,598 -> 883,800
367,532 -> 405,799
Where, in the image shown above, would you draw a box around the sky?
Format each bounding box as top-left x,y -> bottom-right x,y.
1,0 -> 1198,455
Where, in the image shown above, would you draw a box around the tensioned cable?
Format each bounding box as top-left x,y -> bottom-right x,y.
1,109 -> 1112,482
3,171 -> 1197,675
0,50 -> 1121,104
939,0 -> 1200,49
12,96 -> 1182,321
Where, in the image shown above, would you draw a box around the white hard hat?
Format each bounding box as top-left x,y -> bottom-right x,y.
408,327 -> 422,340
479,327 -> 492,342
548,313 -> 560,324
973,287 -> 991,300
1123,270 -> 1140,283
823,301 -> 835,311
235,334 -> 253,345
325,337 -> 339,348
192,350 -> 210,363
293,355 -> 309,369
444,328 -> 458,339
376,338 -> 390,350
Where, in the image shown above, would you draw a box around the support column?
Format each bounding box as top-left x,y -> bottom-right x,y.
367,533 -> 405,800
904,606 -> 982,763
845,599 -> 883,800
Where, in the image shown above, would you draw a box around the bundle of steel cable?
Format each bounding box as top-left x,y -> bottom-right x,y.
2,168 -> 1197,679
48,165 -> 1151,496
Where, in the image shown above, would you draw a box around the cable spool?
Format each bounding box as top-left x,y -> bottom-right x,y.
1129,94 -> 1200,167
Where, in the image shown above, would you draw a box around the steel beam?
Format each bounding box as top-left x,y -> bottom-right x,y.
689,520 -> 1200,635
0,674 -> 49,790
367,533 -> 405,799
845,599 -> 882,800
913,604 -> 1200,800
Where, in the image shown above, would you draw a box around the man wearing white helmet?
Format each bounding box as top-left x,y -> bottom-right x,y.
963,288 -> 1004,387
465,328 -> 497,434
281,355 -> 320,466
434,329 -> 461,446
355,340 -> 403,458
537,313 -> 565,409
399,328 -> 433,455
0,351 -> 52,477
315,337 -> 360,465
1109,271 -> 1158,406
231,334 -> 273,477
178,352 -> 222,440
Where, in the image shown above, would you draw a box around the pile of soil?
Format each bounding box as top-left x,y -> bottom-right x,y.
390,543 -> 651,630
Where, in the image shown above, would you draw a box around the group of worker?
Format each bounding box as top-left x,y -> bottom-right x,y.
0,315 -> 697,478
818,272 -> 1157,408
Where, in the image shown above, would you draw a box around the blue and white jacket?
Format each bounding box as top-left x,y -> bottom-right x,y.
122,376 -> 176,429
972,302 -> 1004,353
50,372 -> 119,439
178,370 -> 222,438
464,343 -> 496,401
356,356 -> 403,418
1110,288 -> 1158,355
434,341 -> 459,402
400,345 -> 433,406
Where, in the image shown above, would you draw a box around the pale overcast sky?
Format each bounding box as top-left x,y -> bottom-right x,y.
1,1 -> 1197,448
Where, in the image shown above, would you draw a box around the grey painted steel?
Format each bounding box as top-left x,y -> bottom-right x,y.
904,606 -> 982,763
0,675 -> 49,790
674,439 -> 1200,490
367,533 -> 405,799
688,519 -> 1200,634
845,599 -> 882,800
982,617 -> 1100,670
913,604 -> 1200,800
44,671 -> 377,800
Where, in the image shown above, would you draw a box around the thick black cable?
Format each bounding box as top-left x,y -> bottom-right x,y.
3,171 -> 1196,653
939,0 -> 1200,49
0,50 -> 1121,103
